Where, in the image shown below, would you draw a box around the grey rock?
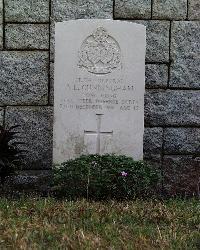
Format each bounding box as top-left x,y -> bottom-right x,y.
0,25 -> 2,50
5,170 -> 52,193
0,0 -> 3,24
5,24 -> 49,50
144,127 -> 163,156
145,90 -> 200,126
144,154 -> 162,170
0,51 -> 48,105
5,106 -> 53,170
5,0 -> 49,22
143,127 -> 163,168
134,20 -> 170,62
0,107 -> 4,125
164,128 -> 200,154
163,155 -> 200,196
188,0 -> 200,20
114,0 -> 151,19
145,64 -> 168,88
170,21 -> 200,88
51,0 -> 113,22
153,0 -> 187,20
50,62 -> 54,105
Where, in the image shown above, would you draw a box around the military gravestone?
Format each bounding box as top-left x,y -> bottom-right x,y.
53,20 -> 146,164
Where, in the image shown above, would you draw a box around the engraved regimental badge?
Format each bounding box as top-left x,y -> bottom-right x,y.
78,27 -> 121,74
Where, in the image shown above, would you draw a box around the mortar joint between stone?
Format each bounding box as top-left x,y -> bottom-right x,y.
113,0 -> 115,20
151,0 -> 154,19
186,0 -> 189,20
47,0 -> 52,105
167,21 -> 172,88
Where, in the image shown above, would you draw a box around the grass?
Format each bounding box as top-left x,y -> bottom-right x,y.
0,198 -> 199,249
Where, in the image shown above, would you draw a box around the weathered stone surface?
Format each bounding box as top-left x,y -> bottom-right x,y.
0,25 -> 2,50
0,52 -> 48,105
5,24 -> 49,50
50,62 -> 54,105
188,0 -> 200,20
170,21 -> 200,88
5,0 -> 49,22
163,155 -> 200,196
144,154 -> 162,169
0,107 -> 4,125
144,127 -> 163,157
51,0 -> 113,22
0,0 -> 3,24
145,64 -> 168,88
164,128 -> 200,154
134,20 -> 170,62
143,127 -> 162,168
145,90 -> 200,126
5,107 -> 53,170
114,0 -> 151,19
5,170 -> 52,193
153,0 -> 187,20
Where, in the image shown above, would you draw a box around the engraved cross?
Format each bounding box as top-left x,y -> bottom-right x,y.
84,114 -> 113,154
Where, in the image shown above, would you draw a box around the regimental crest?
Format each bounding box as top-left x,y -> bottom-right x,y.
78,27 -> 121,74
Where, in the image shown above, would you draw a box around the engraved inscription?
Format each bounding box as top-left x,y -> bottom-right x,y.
67,77 -> 135,92
60,76 -> 140,112
78,27 -> 121,74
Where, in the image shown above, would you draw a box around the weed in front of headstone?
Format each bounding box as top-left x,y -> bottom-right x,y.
0,125 -> 25,185
52,154 -> 161,200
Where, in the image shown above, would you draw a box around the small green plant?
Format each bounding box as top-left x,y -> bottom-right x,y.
0,125 -> 24,185
52,154 -> 161,200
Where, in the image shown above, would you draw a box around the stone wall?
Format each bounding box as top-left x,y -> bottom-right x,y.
1,0 -> 200,195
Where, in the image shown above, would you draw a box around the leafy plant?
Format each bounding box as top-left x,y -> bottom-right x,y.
52,154 -> 162,200
0,125 -> 24,184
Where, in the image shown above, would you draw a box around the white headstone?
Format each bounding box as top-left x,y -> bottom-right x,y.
53,20 -> 146,164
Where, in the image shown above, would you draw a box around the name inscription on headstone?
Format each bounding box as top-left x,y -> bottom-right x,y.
60,77 -> 138,111
53,20 -> 146,164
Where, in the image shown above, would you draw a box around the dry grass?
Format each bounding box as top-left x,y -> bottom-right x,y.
0,198 -> 199,249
